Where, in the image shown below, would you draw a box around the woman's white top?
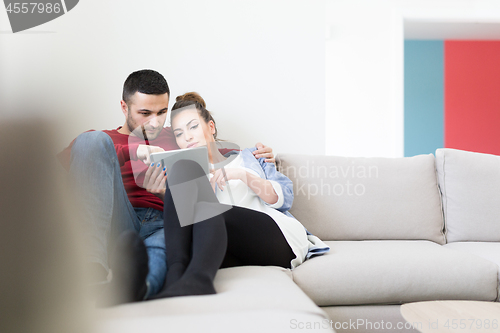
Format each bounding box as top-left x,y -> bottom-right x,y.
213,152 -> 311,269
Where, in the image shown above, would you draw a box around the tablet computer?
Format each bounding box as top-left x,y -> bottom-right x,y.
149,146 -> 210,175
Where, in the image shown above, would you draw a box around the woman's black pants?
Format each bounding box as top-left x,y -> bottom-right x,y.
161,159 -> 295,291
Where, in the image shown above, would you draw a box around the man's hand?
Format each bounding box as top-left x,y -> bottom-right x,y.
253,142 -> 275,164
144,162 -> 167,200
136,144 -> 164,165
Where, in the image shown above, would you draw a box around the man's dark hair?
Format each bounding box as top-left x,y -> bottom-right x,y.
122,69 -> 170,105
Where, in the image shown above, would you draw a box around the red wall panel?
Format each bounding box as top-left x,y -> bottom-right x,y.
445,41 -> 500,155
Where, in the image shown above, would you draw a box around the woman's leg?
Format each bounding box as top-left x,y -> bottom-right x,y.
162,213 -> 226,297
152,159 -> 228,298
221,206 -> 296,269
161,178 -> 193,289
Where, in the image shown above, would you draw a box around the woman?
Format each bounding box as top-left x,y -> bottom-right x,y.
152,92 -> 328,298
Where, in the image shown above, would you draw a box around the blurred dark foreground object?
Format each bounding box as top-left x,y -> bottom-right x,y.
0,120 -> 90,333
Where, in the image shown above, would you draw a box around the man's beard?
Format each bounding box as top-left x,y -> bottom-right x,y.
127,116 -> 161,141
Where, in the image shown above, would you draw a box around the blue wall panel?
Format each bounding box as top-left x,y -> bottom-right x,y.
404,40 -> 444,157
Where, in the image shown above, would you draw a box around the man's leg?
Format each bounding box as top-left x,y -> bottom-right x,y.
134,207 -> 167,298
69,131 -> 145,291
106,229 -> 149,305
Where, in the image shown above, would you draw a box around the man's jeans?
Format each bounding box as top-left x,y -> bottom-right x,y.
69,131 -> 166,298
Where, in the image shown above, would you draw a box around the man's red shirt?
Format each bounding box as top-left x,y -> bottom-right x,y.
58,127 -> 179,212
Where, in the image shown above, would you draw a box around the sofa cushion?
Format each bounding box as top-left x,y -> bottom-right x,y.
435,148 -> 500,242
292,241 -> 498,306
95,266 -> 333,332
277,154 -> 445,244
322,305 -> 420,333
96,310 -> 335,333
444,242 -> 500,301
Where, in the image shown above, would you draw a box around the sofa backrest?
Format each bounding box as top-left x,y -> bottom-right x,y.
436,148 -> 500,242
277,153 -> 445,244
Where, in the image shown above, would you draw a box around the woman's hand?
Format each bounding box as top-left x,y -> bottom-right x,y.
144,162 -> 167,200
210,168 -> 245,191
136,144 -> 164,165
211,167 -> 279,205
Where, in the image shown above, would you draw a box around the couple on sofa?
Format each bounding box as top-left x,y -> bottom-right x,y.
60,69 -> 328,305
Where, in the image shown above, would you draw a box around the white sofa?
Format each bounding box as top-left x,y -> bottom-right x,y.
279,148 -> 499,333
94,148 -> 499,333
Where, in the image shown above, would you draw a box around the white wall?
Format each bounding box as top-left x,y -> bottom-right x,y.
0,0 -> 325,154
325,0 -> 500,157
4,1 -> 500,157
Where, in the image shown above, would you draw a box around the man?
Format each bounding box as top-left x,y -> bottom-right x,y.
59,69 -> 275,304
